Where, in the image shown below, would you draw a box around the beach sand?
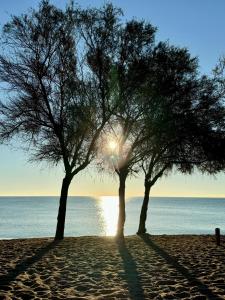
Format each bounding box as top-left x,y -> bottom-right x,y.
0,235 -> 225,299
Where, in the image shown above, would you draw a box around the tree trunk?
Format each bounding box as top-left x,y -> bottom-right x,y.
116,171 -> 127,239
137,181 -> 151,235
55,175 -> 72,240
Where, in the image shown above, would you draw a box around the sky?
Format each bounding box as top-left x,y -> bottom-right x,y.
0,0 -> 225,198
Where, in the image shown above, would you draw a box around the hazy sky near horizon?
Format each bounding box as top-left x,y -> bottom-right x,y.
0,0 -> 225,198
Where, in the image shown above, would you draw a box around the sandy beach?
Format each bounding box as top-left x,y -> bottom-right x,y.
0,235 -> 225,299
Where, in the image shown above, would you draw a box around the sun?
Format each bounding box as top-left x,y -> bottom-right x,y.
108,140 -> 117,151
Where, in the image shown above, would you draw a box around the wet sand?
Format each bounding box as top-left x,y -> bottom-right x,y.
0,235 -> 225,299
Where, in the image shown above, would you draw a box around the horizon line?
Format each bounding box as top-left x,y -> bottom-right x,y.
0,195 -> 225,199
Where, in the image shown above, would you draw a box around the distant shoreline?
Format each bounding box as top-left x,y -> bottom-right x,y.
1,233 -> 224,241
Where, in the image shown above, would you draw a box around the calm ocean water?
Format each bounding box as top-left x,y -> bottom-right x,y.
0,196 -> 224,239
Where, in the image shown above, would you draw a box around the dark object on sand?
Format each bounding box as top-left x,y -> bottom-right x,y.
215,228 -> 220,246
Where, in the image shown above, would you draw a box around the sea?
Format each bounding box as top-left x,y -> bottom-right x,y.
0,196 -> 225,239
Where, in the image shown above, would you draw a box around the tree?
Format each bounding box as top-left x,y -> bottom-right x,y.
97,20 -> 157,239
137,43 -> 225,234
0,1 -> 121,239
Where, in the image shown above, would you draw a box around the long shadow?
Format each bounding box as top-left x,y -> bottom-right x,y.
0,239 -> 60,287
117,239 -> 145,300
140,234 -> 221,300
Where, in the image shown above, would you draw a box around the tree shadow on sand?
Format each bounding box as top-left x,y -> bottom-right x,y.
0,240 -> 60,287
139,234 -> 221,300
117,239 -> 145,299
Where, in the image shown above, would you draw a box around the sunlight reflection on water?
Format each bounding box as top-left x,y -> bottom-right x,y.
98,196 -> 119,236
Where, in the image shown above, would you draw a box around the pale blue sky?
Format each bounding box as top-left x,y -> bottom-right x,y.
0,0 -> 225,197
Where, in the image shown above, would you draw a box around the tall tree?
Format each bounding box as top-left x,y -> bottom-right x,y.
98,20 -> 157,239
137,43 -> 225,234
0,1 -> 121,239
